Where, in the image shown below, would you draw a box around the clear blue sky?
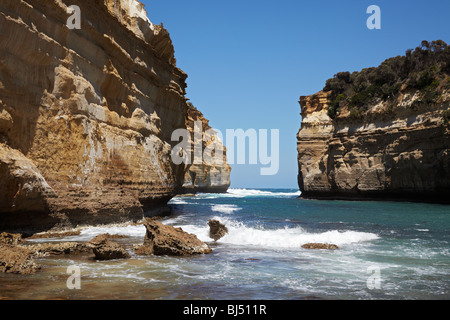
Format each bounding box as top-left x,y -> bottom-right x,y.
142,0 -> 450,189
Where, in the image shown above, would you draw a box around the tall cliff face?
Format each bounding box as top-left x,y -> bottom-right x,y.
297,90 -> 450,203
0,0 -> 230,232
181,104 -> 231,194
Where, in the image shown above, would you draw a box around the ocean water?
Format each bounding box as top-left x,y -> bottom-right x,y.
1,188 -> 449,300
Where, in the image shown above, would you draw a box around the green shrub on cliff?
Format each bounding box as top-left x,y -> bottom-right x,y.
325,40 -> 450,119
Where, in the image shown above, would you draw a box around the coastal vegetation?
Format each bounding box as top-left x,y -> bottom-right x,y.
325,40 -> 450,118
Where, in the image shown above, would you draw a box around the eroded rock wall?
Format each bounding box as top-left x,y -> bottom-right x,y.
297,91 -> 450,203
0,0 -> 229,232
181,104 -> 231,194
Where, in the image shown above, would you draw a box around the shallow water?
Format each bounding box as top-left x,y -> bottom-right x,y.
1,188 -> 449,300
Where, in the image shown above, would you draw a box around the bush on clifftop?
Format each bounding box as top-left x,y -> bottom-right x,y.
325,40 -> 450,118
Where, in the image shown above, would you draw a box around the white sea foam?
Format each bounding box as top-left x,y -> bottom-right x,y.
211,204 -> 242,214
227,188 -> 301,198
196,189 -> 301,199
177,217 -> 379,249
168,198 -> 189,205
79,224 -> 146,239
28,224 -> 147,243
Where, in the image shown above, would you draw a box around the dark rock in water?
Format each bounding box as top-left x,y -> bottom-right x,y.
301,243 -> 339,250
0,243 -> 40,274
134,218 -> 212,256
208,219 -> 228,241
86,234 -> 130,260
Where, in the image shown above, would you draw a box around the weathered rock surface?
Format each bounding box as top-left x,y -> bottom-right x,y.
297,90 -> 450,203
301,243 -> 339,250
25,230 -> 81,240
22,242 -> 90,257
135,218 -> 212,256
180,104 -> 231,194
0,243 -> 40,274
0,232 -> 25,246
85,234 -> 130,260
0,0 -> 230,233
208,219 -> 228,241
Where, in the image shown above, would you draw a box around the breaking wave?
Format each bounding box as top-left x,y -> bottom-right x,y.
177,217 -> 379,249
196,188 -> 301,199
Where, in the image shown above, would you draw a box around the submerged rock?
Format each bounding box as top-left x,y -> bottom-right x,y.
135,218 -> 212,256
0,243 -> 40,274
301,243 -> 339,250
208,219 -> 228,241
86,234 -> 130,260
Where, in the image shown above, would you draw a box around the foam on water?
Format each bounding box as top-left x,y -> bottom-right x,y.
227,188 -> 301,198
168,198 -> 189,205
211,204 -> 242,214
29,224 -> 147,243
176,216 -> 379,249
195,188 -> 301,199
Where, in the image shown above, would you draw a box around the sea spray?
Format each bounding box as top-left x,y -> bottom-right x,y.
176,216 -> 379,249
5,188 -> 448,300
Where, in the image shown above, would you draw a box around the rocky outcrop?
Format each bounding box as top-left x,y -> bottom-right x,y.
180,104 -> 231,194
297,90 -> 450,203
0,232 -> 25,246
0,243 -> 40,274
134,218 -> 212,256
0,0 -> 230,233
208,219 -> 228,241
85,234 -> 130,260
22,242 -> 90,257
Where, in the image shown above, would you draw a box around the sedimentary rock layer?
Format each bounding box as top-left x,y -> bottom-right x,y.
297,91 -> 450,203
0,0 -> 230,232
181,104 -> 231,194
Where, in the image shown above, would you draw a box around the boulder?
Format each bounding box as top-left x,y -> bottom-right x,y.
135,218 -> 212,256
208,219 -> 228,241
0,243 -> 40,274
85,234 -> 130,260
301,243 -> 339,250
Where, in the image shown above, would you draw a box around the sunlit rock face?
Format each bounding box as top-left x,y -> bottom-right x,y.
0,0 -> 230,232
297,90 -> 450,203
180,104 -> 231,194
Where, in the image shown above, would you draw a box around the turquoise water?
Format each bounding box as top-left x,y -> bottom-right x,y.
1,188 -> 449,300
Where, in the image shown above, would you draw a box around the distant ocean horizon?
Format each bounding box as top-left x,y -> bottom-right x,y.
1,187 -> 449,300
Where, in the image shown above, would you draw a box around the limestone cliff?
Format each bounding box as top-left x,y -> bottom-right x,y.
297,88 -> 450,203
0,0 -> 230,232
181,104 -> 231,194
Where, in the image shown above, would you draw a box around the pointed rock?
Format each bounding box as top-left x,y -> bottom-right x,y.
135,218 -> 212,256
